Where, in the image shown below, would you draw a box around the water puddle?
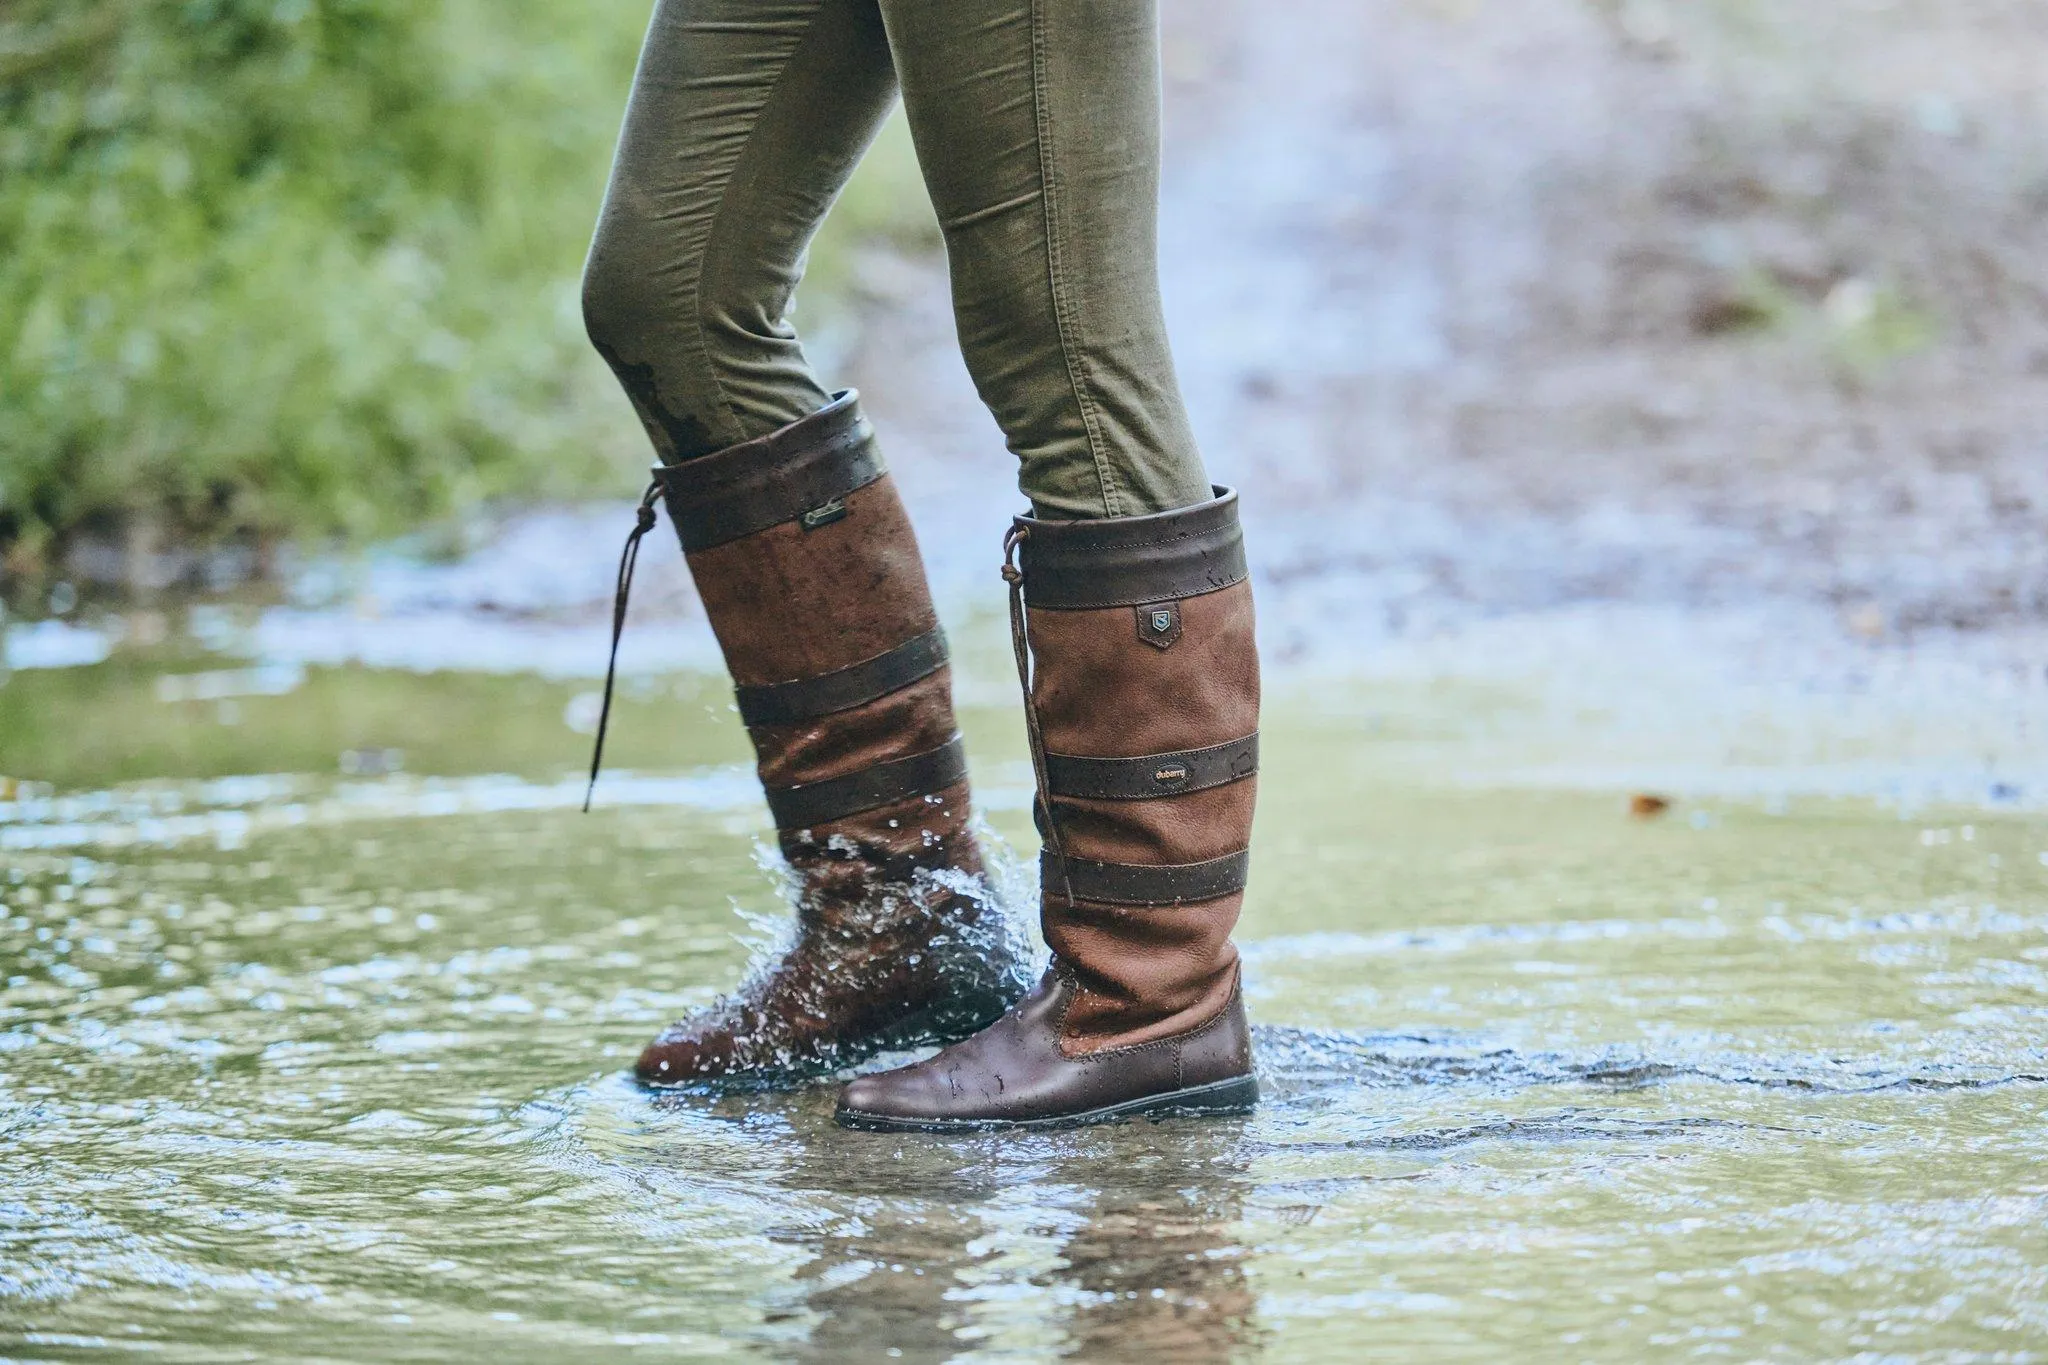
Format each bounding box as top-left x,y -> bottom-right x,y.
3,670 -> 2045,1358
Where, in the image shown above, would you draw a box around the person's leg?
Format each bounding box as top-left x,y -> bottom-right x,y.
582,0 -> 887,461
837,0 -> 1261,1129
583,0 -> 1028,1084
877,0 -> 1212,518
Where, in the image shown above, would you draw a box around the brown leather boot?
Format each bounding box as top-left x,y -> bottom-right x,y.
836,488 -> 1260,1130
589,391 -> 1029,1086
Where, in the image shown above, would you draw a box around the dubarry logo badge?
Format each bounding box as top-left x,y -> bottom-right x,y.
799,498 -> 848,531
1136,601 -> 1182,650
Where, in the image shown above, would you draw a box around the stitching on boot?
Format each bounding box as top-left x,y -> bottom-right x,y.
1031,528 -> 1234,552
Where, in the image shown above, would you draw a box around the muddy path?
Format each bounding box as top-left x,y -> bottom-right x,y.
846,0 -> 2048,661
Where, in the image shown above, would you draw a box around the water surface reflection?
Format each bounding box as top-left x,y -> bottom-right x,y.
642,1089 -> 1260,1360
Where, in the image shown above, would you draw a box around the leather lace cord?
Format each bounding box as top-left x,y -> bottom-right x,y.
1001,525 -> 1073,903
585,479 -> 663,812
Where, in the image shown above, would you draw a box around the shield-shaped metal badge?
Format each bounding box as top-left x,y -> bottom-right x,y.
1136,600 -> 1182,650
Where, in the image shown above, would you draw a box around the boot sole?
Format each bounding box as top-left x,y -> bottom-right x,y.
834,1073 -> 1260,1134
634,981 -> 1024,1094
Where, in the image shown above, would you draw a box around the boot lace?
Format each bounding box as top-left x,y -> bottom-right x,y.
585,478 -> 662,812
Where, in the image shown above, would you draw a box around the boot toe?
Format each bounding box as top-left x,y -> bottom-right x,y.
635,1028 -> 735,1085
836,1063 -> 956,1124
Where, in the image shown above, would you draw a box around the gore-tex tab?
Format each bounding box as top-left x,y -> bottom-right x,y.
1136,601 -> 1182,650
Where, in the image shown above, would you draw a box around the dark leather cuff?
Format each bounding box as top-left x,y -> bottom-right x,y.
1013,486 -> 1247,609
655,390 -> 883,551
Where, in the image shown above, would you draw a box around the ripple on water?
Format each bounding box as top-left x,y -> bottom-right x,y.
2,761 -> 2046,1358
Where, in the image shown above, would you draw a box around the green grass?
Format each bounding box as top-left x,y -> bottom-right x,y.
0,0 -> 935,576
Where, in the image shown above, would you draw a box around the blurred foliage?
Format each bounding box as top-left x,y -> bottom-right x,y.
0,0 -> 931,573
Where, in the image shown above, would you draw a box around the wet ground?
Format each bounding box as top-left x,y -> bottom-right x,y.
3,610 -> 2047,1359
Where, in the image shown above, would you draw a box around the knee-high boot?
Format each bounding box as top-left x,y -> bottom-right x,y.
594,391 -> 1030,1084
836,487 -> 1259,1129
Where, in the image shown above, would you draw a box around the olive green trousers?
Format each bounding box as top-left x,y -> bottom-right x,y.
580,0 -> 1209,519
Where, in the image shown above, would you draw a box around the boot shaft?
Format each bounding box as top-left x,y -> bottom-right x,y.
1010,488 -> 1259,1050
656,391 -> 978,885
